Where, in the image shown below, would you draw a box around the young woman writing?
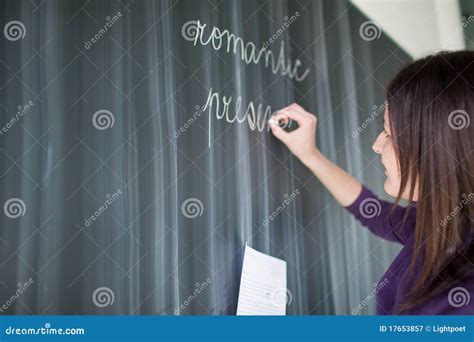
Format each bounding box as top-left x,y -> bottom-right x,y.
270,51 -> 473,314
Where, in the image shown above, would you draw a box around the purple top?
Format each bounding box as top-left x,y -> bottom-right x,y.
345,186 -> 474,315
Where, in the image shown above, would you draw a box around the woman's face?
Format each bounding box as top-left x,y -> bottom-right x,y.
372,109 -> 419,201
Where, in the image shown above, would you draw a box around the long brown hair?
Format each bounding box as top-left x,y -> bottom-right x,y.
386,51 -> 474,312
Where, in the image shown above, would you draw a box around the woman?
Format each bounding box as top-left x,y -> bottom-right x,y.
269,51 -> 473,315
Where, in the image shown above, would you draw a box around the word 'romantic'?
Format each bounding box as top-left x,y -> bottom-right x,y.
202,88 -> 274,147
182,20 -> 310,82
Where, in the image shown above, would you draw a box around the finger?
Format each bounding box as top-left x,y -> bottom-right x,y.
270,122 -> 290,143
288,103 -> 314,119
268,115 -> 289,128
271,108 -> 306,126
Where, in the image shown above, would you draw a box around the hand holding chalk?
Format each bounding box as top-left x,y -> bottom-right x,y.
269,103 -> 318,163
268,117 -> 297,132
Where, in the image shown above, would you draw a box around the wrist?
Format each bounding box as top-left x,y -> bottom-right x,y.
300,149 -> 323,166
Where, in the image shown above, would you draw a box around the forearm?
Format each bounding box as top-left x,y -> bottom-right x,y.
300,150 -> 362,207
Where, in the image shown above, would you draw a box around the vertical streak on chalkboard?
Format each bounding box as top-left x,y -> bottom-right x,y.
202,3 -> 217,314
257,0 -> 271,255
141,0 -> 182,314
306,0 -> 332,314
284,0 -> 300,313
208,97 -> 211,148
164,0 -> 181,315
31,0 -> 61,312
229,1 -> 252,247
120,5 -> 139,313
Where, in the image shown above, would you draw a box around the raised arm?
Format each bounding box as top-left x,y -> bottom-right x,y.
269,103 -> 362,206
270,103 -> 414,245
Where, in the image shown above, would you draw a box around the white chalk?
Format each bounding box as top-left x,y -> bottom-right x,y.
268,118 -> 278,125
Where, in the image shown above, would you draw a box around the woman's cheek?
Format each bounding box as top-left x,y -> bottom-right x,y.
383,149 -> 402,197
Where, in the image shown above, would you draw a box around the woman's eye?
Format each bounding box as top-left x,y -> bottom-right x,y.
383,130 -> 390,137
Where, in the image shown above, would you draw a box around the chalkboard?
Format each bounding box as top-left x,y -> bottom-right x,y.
0,0 -> 411,315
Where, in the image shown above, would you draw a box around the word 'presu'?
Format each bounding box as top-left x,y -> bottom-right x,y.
202,88 -> 274,147
182,20 -> 310,82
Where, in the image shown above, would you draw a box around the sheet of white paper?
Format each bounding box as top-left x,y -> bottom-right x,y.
236,243 -> 288,315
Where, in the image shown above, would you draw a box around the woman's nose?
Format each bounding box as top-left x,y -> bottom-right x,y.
372,133 -> 383,154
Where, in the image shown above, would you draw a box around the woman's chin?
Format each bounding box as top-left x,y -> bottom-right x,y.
383,178 -> 398,198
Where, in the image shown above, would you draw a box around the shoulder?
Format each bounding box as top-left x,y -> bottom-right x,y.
344,185 -> 416,244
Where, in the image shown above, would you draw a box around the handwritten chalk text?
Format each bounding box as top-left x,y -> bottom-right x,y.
202,88 -> 275,147
182,20 -> 310,82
